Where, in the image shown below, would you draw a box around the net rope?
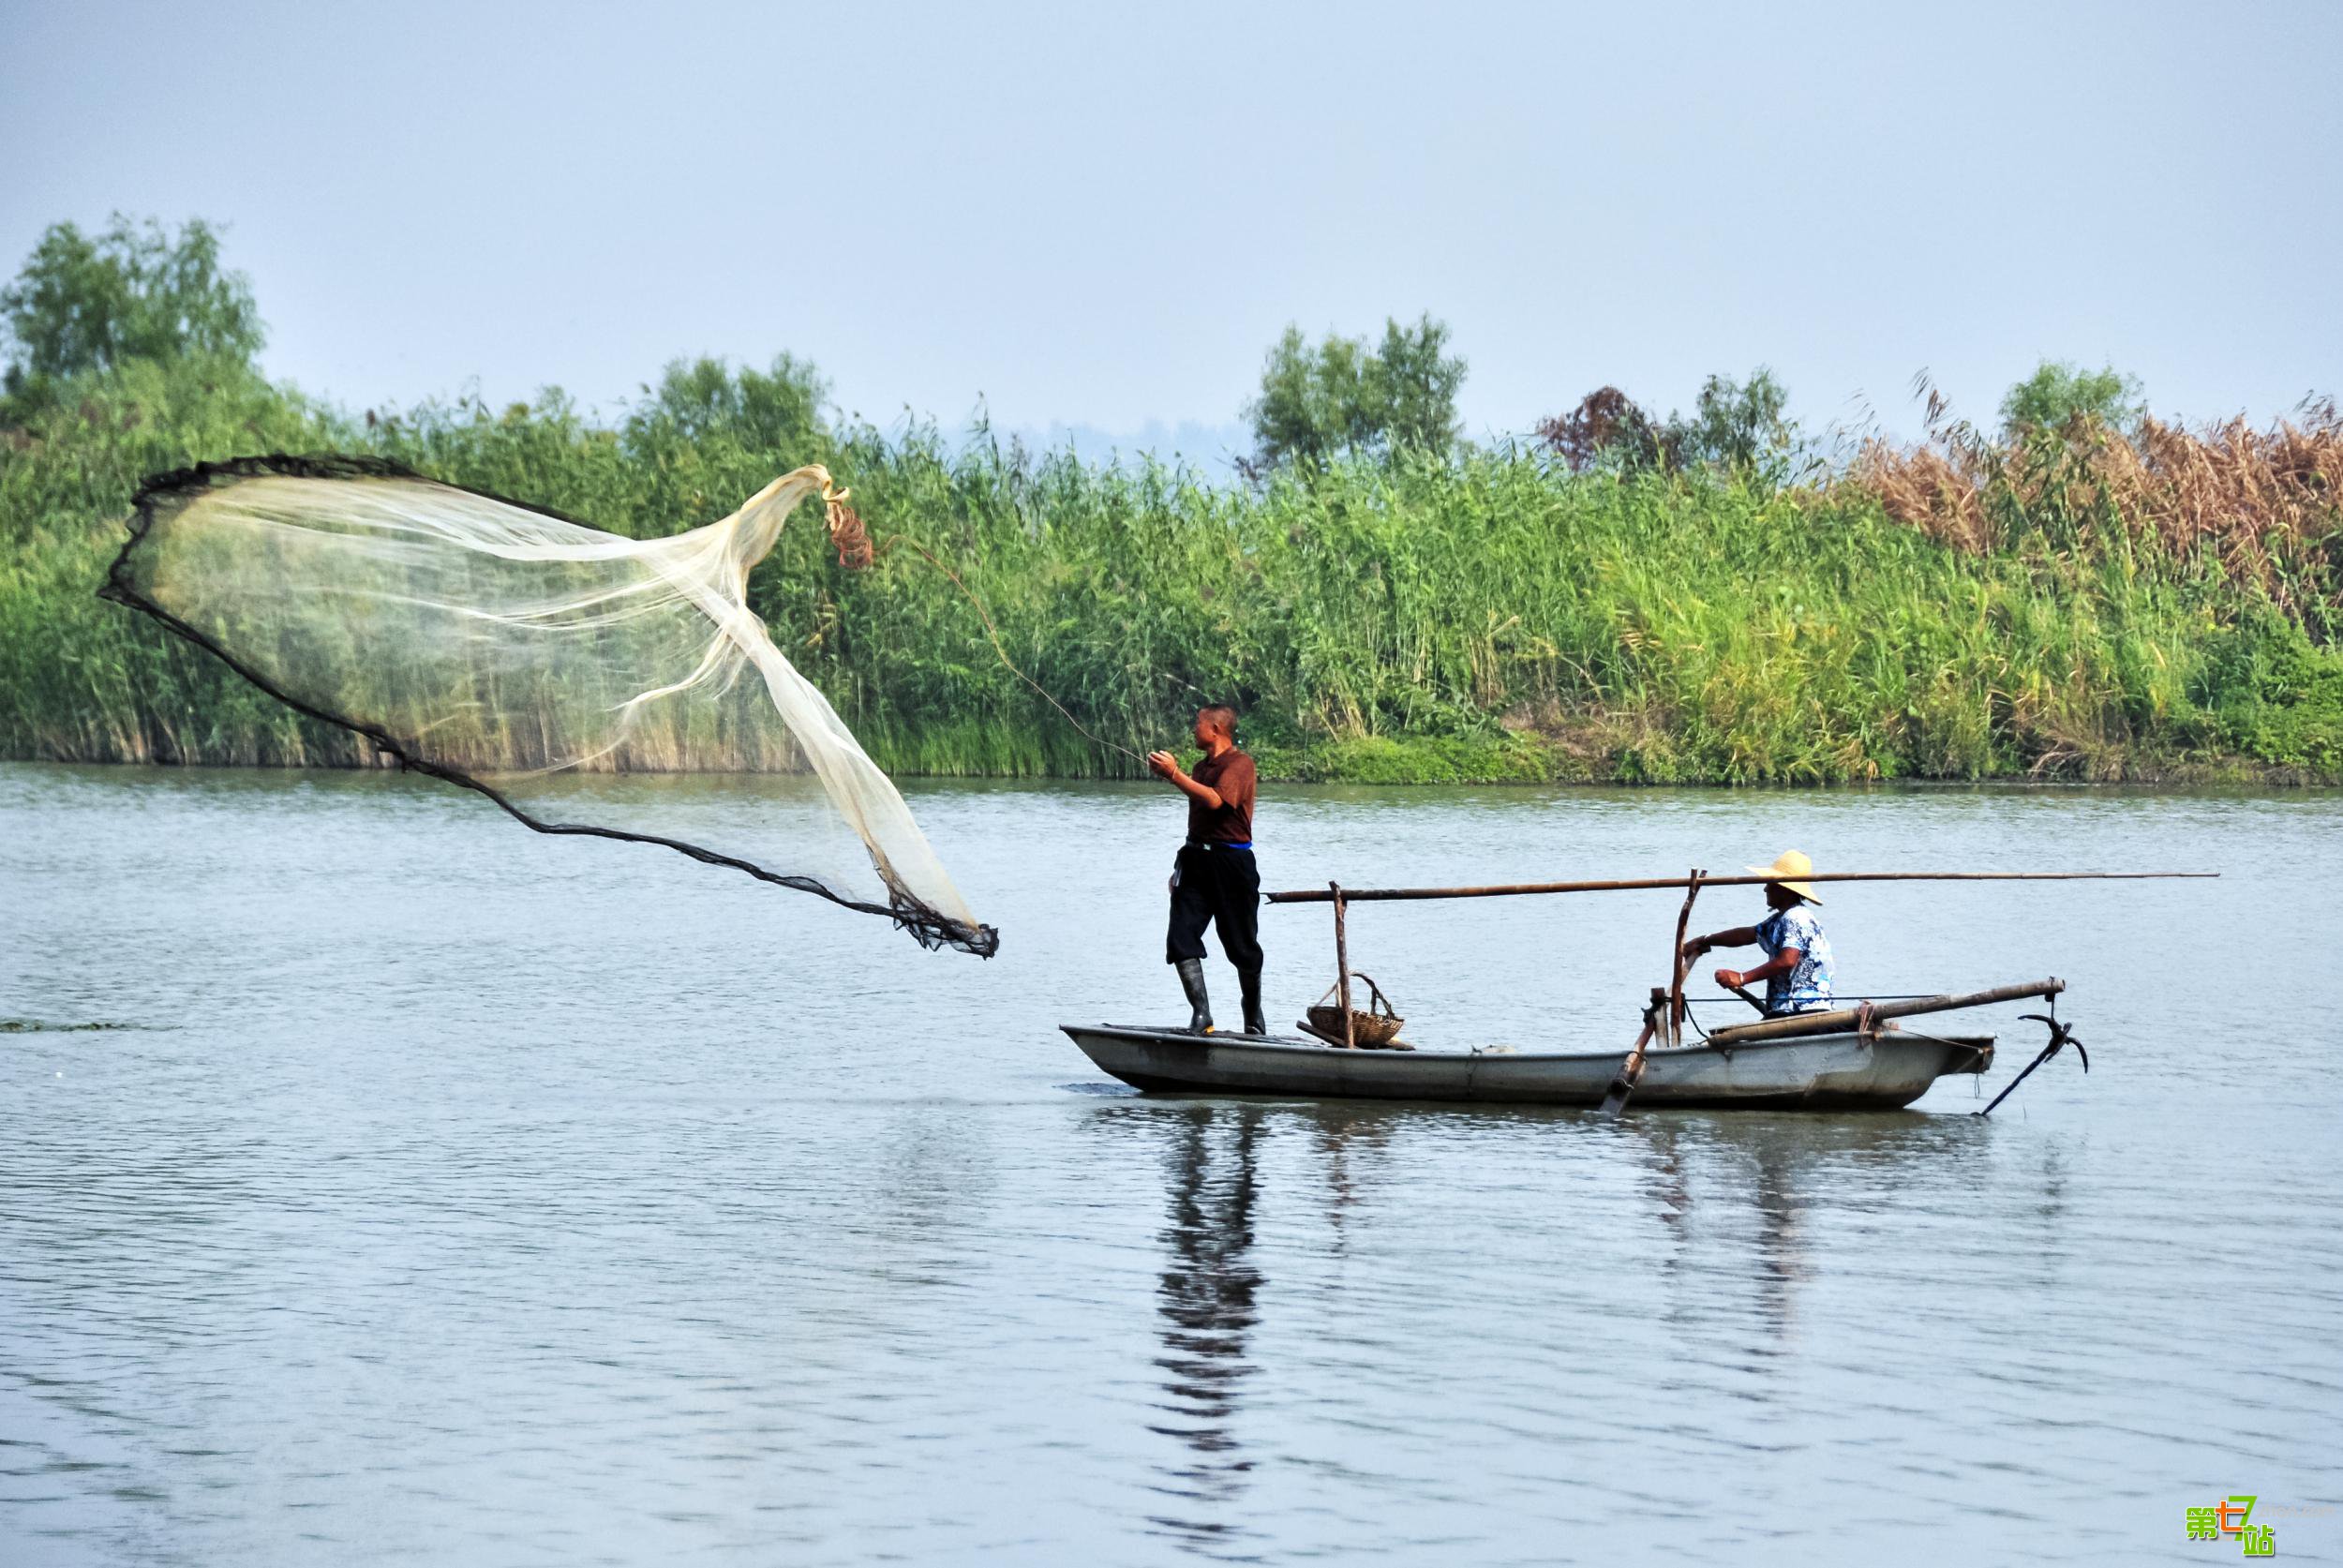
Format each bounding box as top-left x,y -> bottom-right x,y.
99,455 -> 997,956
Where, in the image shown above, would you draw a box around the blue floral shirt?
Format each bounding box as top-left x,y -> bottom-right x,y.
1754,904 -> 1834,1015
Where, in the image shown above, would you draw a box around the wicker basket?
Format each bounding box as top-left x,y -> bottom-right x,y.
1306,973 -> 1406,1049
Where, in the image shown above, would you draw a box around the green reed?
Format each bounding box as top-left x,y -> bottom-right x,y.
3,354 -> 2337,783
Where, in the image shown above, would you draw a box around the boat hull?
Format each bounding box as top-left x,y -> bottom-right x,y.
1062,1023 -> 1993,1110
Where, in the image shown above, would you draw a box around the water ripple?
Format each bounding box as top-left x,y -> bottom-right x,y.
3,766 -> 2338,1564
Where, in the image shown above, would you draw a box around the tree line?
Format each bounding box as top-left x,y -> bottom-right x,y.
6,216 -> 2148,487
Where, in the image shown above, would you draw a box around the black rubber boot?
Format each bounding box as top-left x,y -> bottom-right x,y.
1238,965 -> 1267,1037
1175,958 -> 1214,1034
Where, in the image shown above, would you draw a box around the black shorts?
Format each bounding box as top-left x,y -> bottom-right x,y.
1165,844 -> 1261,968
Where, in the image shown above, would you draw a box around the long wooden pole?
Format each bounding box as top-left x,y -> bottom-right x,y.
1265,871 -> 2211,905
1703,978 -> 2066,1046
1330,882 -> 1355,1050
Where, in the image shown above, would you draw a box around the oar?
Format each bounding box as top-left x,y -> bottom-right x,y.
1599,991 -> 1666,1115
1608,875 -> 1709,1115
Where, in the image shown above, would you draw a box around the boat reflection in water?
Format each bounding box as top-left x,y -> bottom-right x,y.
1087,1098 -> 2027,1548
1628,1112 -> 2002,1350
1082,1098 -> 1410,1557
1142,1103 -> 1265,1556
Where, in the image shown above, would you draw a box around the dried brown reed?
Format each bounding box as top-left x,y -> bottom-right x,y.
1850,397 -> 2343,622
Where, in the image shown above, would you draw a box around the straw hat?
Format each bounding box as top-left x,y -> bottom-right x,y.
1747,849 -> 1821,903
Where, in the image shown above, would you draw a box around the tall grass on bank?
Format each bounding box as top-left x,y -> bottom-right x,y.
3,354 -> 2339,783
1853,394 -> 2343,635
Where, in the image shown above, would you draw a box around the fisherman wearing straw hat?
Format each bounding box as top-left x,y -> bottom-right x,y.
1680,850 -> 1837,1017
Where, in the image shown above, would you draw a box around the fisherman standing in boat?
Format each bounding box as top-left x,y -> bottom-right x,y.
1147,705 -> 1265,1037
1681,850 -> 1836,1017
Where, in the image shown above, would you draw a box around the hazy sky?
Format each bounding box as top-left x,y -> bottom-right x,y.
3,0 -> 2337,463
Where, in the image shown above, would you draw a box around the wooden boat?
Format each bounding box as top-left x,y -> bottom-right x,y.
1062,1021 -> 1994,1110
1064,861 -> 2208,1114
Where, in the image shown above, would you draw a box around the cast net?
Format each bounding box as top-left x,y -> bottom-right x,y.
99,455 -> 996,956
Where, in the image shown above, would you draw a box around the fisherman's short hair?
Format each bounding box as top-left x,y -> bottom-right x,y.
1197,703 -> 1239,735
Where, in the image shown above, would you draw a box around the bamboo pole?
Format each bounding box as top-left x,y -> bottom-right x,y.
1265,871 -> 2212,905
1703,978 -> 2066,1046
1331,882 -> 1355,1050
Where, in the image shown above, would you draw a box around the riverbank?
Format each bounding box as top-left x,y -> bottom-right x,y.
5,354 -> 2339,784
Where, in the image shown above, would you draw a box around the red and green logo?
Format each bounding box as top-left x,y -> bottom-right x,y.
2186,1496 -> 2275,1556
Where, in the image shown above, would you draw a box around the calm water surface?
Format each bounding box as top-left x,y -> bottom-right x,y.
3,764 -> 2338,1565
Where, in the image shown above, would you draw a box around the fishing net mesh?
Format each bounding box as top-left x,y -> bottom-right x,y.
100,455 -> 996,956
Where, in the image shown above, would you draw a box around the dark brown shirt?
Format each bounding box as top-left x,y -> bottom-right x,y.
1186,748 -> 1257,844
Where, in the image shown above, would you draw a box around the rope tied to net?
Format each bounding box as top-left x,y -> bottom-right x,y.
822,481 -> 875,571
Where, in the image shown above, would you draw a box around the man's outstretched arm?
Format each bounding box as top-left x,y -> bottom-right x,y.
1146,750 -> 1223,810
1682,926 -> 1797,992
1682,926 -> 1759,960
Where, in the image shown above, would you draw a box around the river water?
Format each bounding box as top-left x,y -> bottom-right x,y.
3,763 -> 2338,1565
